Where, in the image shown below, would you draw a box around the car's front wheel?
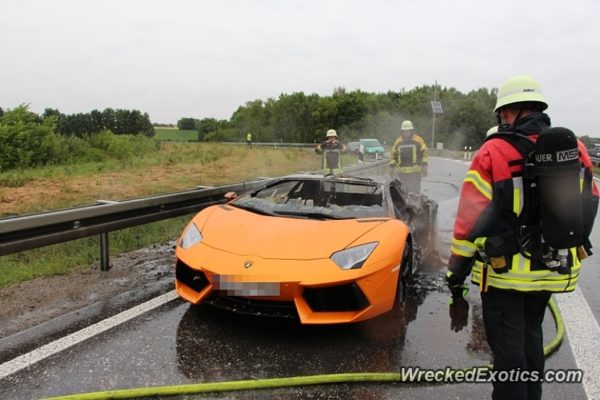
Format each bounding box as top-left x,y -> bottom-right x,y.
394,239 -> 413,310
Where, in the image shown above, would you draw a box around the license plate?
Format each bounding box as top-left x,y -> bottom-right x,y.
213,276 -> 280,296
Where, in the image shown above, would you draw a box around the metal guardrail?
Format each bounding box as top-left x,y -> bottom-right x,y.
158,140 -> 316,148
221,142 -> 315,148
0,159 -> 389,268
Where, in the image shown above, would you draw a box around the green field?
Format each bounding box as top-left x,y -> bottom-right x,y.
154,128 -> 198,141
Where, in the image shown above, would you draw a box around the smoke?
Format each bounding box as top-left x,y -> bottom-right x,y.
445,128 -> 468,151
344,111 -> 410,146
336,111 -> 476,153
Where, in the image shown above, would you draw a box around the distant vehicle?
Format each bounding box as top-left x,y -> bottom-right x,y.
174,174 -> 438,324
359,138 -> 385,161
347,141 -> 360,154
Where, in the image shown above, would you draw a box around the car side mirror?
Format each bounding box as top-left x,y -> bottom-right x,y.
224,192 -> 238,201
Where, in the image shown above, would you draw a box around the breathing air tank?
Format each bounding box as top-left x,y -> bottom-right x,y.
532,127 -> 583,272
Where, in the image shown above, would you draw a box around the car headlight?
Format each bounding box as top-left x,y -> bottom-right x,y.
179,222 -> 203,249
330,242 -> 378,270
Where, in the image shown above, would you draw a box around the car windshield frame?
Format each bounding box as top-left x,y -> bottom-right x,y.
230,177 -> 389,220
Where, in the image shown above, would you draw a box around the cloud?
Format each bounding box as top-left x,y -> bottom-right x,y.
1,0 -> 600,135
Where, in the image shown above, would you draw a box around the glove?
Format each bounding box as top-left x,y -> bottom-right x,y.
446,271 -> 469,332
449,296 -> 469,332
421,165 -> 428,177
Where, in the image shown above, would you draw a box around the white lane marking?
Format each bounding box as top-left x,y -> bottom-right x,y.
555,289 -> 600,399
0,290 -> 179,380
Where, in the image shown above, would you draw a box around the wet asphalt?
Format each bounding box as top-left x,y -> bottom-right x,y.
0,158 -> 592,400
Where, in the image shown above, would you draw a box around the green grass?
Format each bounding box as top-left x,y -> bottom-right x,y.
0,143 -> 236,184
154,128 -> 198,141
0,216 -> 190,287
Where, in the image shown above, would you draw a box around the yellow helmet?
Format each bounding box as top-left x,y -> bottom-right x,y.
326,129 -> 337,137
494,75 -> 548,112
401,120 -> 414,131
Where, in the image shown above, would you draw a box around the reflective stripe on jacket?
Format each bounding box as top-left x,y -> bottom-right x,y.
448,113 -> 599,293
470,250 -> 581,292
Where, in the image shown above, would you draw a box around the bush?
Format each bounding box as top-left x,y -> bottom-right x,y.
54,136 -> 104,164
0,105 -> 60,171
204,128 -> 239,142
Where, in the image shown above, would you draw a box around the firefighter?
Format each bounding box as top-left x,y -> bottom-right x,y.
446,75 -> 599,400
315,129 -> 347,175
389,120 -> 428,192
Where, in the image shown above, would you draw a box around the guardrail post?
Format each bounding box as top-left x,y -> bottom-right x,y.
100,232 -> 110,271
97,199 -> 119,272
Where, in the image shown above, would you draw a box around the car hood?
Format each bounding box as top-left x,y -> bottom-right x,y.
198,205 -> 387,259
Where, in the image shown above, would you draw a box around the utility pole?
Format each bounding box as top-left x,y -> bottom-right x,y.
430,81 -> 443,149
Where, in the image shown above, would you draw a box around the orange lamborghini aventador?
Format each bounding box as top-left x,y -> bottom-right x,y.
175,174 -> 437,324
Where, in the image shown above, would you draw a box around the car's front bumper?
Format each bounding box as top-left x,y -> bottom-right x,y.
175,244 -> 400,324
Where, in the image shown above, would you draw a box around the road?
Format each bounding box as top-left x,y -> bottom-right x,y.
0,157 -> 598,399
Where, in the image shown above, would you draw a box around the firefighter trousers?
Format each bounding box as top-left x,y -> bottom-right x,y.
481,288 -> 551,400
397,172 -> 422,193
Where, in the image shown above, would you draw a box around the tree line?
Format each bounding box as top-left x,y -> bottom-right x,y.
177,85 -> 500,149
42,108 -> 154,137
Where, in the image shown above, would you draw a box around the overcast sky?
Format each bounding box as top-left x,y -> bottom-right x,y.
2,0 -> 599,136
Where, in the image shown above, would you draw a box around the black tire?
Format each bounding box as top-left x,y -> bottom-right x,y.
401,239 -> 414,283
394,239 -> 413,310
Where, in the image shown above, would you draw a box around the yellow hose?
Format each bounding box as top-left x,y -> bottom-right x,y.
44,298 -> 564,400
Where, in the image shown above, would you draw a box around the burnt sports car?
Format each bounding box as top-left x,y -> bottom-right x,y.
175,174 -> 437,324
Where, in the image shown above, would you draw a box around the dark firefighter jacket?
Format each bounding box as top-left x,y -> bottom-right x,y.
390,133 -> 428,173
315,139 -> 347,174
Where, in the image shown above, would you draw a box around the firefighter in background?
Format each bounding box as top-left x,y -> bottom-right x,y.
463,146 -> 473,161
446,75 -> 599,400
389,120 -> 428,193
315,129 -> 346,175
246,132 -> 252,148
